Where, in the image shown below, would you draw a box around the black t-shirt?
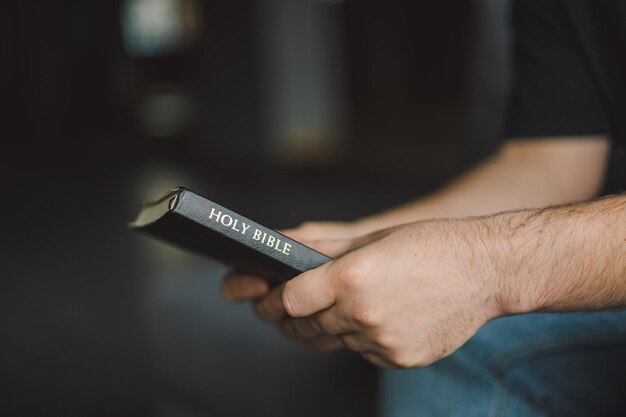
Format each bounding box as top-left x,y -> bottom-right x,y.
504,0 -> 626,192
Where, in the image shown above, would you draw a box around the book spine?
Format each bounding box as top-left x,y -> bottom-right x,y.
173,189 -> 331,273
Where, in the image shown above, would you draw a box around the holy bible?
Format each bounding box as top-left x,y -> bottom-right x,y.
130,187 -> 331,281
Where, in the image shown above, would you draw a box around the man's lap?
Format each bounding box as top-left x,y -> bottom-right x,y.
380,310 -> 626,417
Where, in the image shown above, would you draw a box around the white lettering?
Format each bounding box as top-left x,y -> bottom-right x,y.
221,214 -> 233,227
241,223 -> 251,235
250,229 -> 291,256
231,219 -> 241,232
208,208 -> 221,222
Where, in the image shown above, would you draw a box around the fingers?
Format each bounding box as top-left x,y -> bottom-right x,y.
301,335 -> 344,352
280,225 -> 327,242
279,308 -> 357,340
338,333 -> 382,353
299,238 -> 354,258
280,315 -> 386,354
279,227 -> 306,240
254,284 -> 287,322
280,221 -> 367,241
280,317 -> 322,340
221,271 -> 270,301
279,316 -> 393,362
282,266 -> 336,318
361,352 -> 397,368
275,313 -> 344,353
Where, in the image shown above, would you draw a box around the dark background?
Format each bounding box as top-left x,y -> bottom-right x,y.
1,1 -> 511,416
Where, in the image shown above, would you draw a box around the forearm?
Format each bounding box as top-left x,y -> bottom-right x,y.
492,193 -> 626,315
359,153 -> 553,229
357,138 -> 607,232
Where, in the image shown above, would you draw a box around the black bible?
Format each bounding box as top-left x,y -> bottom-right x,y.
130,187 -> 331,281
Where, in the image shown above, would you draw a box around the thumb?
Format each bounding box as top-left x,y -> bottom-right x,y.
283,264 -> 336,317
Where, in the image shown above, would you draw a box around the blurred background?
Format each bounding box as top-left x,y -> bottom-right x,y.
1,0 -> 511,416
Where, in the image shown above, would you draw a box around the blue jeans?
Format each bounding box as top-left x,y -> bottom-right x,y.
380,310 -> 626,417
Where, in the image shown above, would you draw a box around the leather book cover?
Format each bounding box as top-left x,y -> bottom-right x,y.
130,187 -> 331,281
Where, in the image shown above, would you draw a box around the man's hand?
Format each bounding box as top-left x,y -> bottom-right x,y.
221,218 -> 504,362
272,220 -> 503,368
219,136 -> 617,366
222,194 -> 626,367
269,195 -> 626,368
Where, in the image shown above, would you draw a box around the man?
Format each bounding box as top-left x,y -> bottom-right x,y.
222,1 -> 626,415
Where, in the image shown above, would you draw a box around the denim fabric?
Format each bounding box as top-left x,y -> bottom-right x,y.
380,310 -> 626,417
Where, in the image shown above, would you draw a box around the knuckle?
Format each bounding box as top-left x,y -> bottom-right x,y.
361,352 -> 386,368
335,259 -> 365,291
350,303 -> 381,328
298,319 -> 319,338
420,346 -> 443,367
314,313 -> 344,335
340,334 -> 359,351
289,322 -> 306,339
308,317 -> 324,334
372,332 -> 396,350
281,320 -> 307,342
387,351 -> 416,369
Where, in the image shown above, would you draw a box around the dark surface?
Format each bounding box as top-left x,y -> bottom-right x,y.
2,171 -> 154,417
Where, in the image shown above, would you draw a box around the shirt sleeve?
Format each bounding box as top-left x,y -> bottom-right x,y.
503,0 -> 610,138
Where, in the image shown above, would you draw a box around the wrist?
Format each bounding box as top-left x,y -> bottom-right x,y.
487,210 -> 546,317
459,217 -> 512,322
